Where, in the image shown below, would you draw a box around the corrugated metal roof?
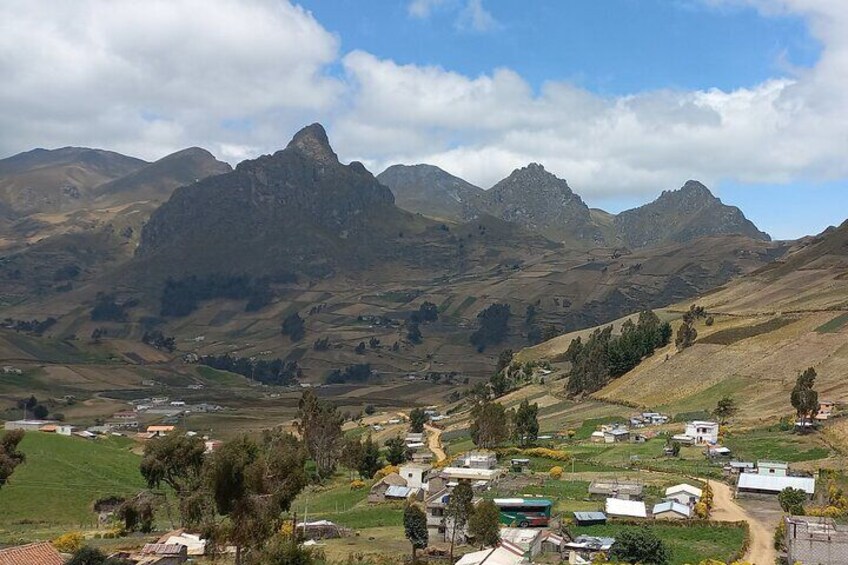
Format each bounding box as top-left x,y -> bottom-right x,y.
605,498 -> 647,518
385,485 -> 414,498
737,473 -> 815,494
652,501 -> 691,517
573,511 -> 606,521
665,483 -> 702,498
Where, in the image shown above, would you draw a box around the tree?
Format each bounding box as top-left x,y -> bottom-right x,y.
403,503 -> 429,561
713,395 -> 738,424
205,432 -> 309,565
446,481 -> 474,560
778,487 -> 808,515
340,436 -> 364,480
468,499 -> 500,548
0,430 -> 25,490
67,547 -> 132,565
358,434 -> 383,479
32,404 -> 49,419
117,493 -> 156,533
470,401 -> 509,449
407,321 -> 423,344
281,312 -> 305,342
409,408 -> 427,434
297,390 -> 343,479
495,350 -> 514,374
489,370 -> 509,398
385,435 -> 409,465
512,399 -> 539,447
791,367 -> 819,431
675,318 -> 697,350
469,304 -> 511,352
139,433 -> 205,523
610,528 -> 671,565
418,301 -> 439,322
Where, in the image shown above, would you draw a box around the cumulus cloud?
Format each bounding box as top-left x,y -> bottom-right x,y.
456,0 -> 501,32
336,1 -> 848,195
0,0 -> 341,162
0,0 -> 846,201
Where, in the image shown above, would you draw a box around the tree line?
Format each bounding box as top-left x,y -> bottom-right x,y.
160,273 -> 294,317
564,309 -> 672,396
198,354 -> 301,386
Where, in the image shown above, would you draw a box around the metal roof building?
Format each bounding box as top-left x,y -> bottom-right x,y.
737,473 -> 816,495
605,498 -> 647,518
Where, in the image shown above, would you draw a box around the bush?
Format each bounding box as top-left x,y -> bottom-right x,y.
53,532 -> 84,553
549,466 -> 563,479
374,465 -> 399,480
350,480 -> 366,490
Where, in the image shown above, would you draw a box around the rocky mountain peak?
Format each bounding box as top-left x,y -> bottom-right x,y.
286,123 -> 338,163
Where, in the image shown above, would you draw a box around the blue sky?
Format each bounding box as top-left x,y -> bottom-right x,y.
2,1 -> 846,240
297,0 -> 838,239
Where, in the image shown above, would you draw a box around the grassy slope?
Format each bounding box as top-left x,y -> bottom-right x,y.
0,432 -> 144,540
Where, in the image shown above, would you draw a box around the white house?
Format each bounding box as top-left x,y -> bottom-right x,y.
665,484 -> 703,506
757,460 -> 789,477
652,500 -> 692,520
459,451 -> 498,470
737,473 -> 816,495
399,463 -> 430,490
455,541 -> 528,565
499,528 -> 544,559
684,421 -> 719,445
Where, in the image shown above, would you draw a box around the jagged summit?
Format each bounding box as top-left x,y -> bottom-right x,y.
286,123 -> 338,163
614,179 -> 770,248
377,163 -> 484,221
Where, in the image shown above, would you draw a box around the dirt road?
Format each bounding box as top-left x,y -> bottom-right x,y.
425,424 -> 447,462
708,479 -> 776,565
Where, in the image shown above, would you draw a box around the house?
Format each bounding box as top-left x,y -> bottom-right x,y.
757,460 -> 788,477
573,512 -> 607,526
385,485 -> 418,500
707,446 -> 732,458
652,501 -> 692,520
540,532 -> 567,556
399,463 -> 430,489
603,428 -> 630,443
439,466 -> 500,485
159,531 -> 208,556
642,412 -> 669,425
405,433 -> 425,445
459,450 -> 498,470
412,450 -> 434,464
684,421 -> 720,445
590,431 -> 606,443
425,489 -> 450,540
510,458 -> 531,472
3,419 -> 55,432
563,536 -> 615,562
138,543 -> 188,564
816,400 -> 836,421
588,480 -> 643,500
737,473 -> 816,495
455,540 -> 528,565
499,527 -> 544,558
784,516 -> 848,565
726,461 -> 755,475
605,498 -> 647,518
0,542 -> 64,565
665,484 -> 702,506
147,425 -> 176,436
113,411 -> 137,420
671,433 -> 696,446
369,472 -> 408,503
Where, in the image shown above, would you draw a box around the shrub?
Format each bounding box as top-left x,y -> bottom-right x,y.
53,532 -> 84,553
549,466 -> 563,479
350,480 -> 366,490
694,501 -> 710,519
374,465 -> 399,480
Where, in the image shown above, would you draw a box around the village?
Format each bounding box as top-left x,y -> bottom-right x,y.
4,385 -> 840,565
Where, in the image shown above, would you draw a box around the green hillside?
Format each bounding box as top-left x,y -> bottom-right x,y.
0,432 -> 144,541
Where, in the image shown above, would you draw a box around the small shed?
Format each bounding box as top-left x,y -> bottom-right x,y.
665,484 -> 702,506
368,472 -> 408,503
573,511 -> 607,526
605,498 -> 647,518
652,500 -> 692,520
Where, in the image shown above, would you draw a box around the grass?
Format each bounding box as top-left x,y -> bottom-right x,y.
573,416 -> 627,440
290,474 -> 403,530
816,312 -> 848,333
724,428 -> 830,462
196,365 -> 250,387
698,317 -> 794,345
573,523 -> 747,565
0,432 -> 145,541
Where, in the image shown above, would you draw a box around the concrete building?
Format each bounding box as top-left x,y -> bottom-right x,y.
399,463 -> 430,490
684,421 -> 720,445
757,460 -> 789,477
3,419 -> 55,431
455,540 -> 528,565
603,427 -> 630,443
665,484 -> 702,506
499,528 -> 544,559
459,450 -> 498,469
785,516 -> 848,565
588,480 -> 643,500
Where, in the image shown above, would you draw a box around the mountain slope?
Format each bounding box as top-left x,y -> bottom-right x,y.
136,124 -> 443,278
377,164 -> 484,221
473,163 -> 604,244
94,147 -> 232,205
614,180 -> 770,249
0,147 -> 147,214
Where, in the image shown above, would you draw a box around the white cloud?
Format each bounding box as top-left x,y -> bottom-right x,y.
408,0 -> 449,19
0,0 -> 846,203
456,0 -> 501,32
0,0 -> 341,161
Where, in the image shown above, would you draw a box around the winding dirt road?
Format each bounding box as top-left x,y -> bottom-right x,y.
707,480 -> 776,565
425,424 -> 447,462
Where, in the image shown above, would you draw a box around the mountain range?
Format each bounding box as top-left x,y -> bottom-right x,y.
0,123 -> 806,379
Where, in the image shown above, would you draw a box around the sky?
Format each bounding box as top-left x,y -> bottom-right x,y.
0,0 -> 846,239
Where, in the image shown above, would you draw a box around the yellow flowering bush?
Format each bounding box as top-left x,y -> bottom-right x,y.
549,466 -> 563,479
52,532 -> 84,553
350,479 -> 366,490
